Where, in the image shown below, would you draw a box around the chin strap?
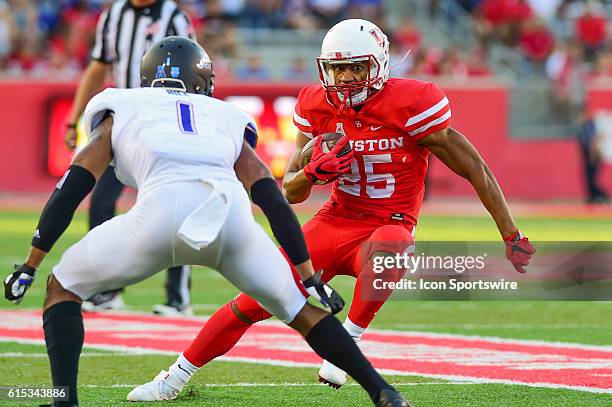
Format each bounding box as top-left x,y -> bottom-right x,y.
338,89 -> 349,113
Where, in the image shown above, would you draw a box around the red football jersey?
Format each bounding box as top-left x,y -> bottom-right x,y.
293,78 -> 451,225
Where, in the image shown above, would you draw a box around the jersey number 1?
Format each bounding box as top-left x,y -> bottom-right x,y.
176,101 -> 197,135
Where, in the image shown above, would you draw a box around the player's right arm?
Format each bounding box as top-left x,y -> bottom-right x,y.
64,61 -> 111,150
282,131 -> 314,203
234,140 -> 344,313
283,131 -> 354,203
4,115 -> 113,304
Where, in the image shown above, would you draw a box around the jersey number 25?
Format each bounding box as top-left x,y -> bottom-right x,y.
338,154 -> 395,198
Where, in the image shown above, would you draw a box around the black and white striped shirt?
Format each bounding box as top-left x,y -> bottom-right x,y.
91,0 -> 195,89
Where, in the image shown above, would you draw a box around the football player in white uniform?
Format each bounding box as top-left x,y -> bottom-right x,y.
4,37 -> 409,407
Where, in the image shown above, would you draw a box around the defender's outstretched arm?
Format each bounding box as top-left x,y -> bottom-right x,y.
4,115 -> 114,304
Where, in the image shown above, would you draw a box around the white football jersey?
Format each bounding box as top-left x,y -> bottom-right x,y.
83,87 -> 255,192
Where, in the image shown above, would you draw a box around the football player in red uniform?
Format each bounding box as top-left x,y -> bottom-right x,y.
129,19 -> 535,403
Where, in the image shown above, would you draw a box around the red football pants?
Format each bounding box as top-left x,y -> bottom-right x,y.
232,207 -> 415,329
183,206 -> 415,366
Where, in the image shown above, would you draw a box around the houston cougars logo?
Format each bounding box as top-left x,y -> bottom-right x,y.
369,28 -> 385,48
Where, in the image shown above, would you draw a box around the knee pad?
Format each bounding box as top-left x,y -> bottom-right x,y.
356,225 -> 415,282
231,293 -> 272,324
364,225 -> 415,260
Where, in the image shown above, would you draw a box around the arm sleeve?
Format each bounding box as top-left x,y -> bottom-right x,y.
250,178 -> 310,265
404,82 -> 451,141
90,8 -> 112,63
31,166 -> 96,252
293,89 -> 314,139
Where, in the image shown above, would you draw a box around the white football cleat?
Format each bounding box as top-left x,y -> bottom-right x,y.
127,370 -> 185,401
152,303 -> 193,316
82,292 -> 125,312
318,360 -> 347,389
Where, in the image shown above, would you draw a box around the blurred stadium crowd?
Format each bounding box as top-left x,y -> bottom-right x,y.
0,0 -> 610,86
0,0 -> 385,80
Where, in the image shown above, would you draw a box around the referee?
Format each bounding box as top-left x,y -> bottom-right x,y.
63,0 -> 194,315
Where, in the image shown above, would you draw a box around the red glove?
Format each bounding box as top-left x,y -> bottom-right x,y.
504,230 -> 536,274
303,135 -> 354,185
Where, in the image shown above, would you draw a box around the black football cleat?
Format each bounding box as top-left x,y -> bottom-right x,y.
376,388 -> 412,407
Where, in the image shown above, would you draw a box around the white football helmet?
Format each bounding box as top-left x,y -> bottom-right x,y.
317,19 -> 390,108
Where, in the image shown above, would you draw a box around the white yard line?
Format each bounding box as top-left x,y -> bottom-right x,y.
4,346 -> 612,394
0,352 -> 154,357
83,382 -> 475,388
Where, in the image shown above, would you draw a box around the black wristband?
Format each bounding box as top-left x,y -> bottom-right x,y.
250,177 -> 310,265
32,165 -> 96,252
302,270 -> 323,286
14,263 -> 36,276
66,123 -> 77,129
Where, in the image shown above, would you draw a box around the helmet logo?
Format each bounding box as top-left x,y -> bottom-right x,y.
170,67 -> 180,78
196,57 -> 211,70
369,28 -> 385,48
155,65 -> 165,78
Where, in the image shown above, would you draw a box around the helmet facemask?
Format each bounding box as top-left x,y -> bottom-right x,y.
317,19 -> 391,111
317,55 -> 382,110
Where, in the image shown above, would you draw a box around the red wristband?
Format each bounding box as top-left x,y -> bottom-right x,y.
503,229 -> 522,242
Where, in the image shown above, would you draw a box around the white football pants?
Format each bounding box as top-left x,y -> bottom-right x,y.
52,179 -> 306,323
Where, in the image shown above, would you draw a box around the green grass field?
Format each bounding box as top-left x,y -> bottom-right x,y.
1,209 -> 612,406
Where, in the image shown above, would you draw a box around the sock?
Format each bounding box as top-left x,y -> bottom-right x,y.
305,314 -> 392,403
43,301 -> 84,407
183,301 -> 252,367
348,260 -> 394,328
343,317 -> 366,342
169,353 -> 199,384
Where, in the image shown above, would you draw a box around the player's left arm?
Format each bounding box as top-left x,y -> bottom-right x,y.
4,115 -> 114,304
234,139 -> 313,278
418,126 -> 535,273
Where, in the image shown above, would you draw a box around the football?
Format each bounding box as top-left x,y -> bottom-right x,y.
299,132 -> 352,169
